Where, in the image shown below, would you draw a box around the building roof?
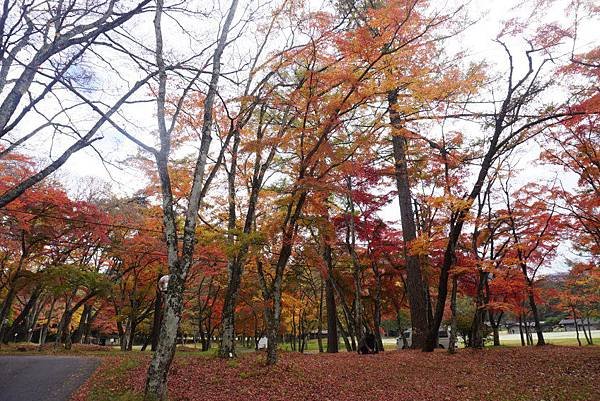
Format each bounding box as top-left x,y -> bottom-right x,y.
504,321 -> 538,327
559,318 -> 600,325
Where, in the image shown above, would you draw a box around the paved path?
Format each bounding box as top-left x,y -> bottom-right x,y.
0,355 -> 99,401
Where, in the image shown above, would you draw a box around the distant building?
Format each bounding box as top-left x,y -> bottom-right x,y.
307,330 -> 328,339
505,321 -> 538,334
558,318 -> 600,332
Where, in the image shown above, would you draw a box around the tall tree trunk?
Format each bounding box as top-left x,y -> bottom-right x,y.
39,297 -> 56,348
128,321 -> 137,351
59,309 -> 74,350
72,304 -> 92,344
485,275 -> 502,346
144,0 -> 238,398
84,308 -> 100,344
317,278 -> 324,353
323,242 -> 338,353
524,276 -> 545,346
489,311 -> 503,347
151,291 -> 162,352
146,282 -> 186,398
220,128 -> 242,358
581,319 -> 591,345
291,308 -> 297,352
264,283 -> 282,365
372,264 -> 384,352
448,275 -> 458,354
219,260 -> 243,357
0,280 -> 18,343
256,185 -> 307,365
585,315 -> 593,345
572,307 -> 582,346
336,315 -> 353,352
518,314 -> 525,346
299,311 -> 306,353
340,303 -> 357,351
26,298 -> 44,343
469,270 -> 487,348
345,176 -> 365,340
8,286 -> 42,341
387,90 -> 428,349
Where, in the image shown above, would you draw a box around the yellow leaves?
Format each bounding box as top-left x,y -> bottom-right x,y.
407,235 -> 431,257
427,196 -> 446,209
423,194 -> 473,214
73,306 -> 84,325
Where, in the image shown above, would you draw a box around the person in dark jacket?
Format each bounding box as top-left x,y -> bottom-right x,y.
358,332 -> 378,354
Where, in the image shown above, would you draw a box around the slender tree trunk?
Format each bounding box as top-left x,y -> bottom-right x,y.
128,322 -> 137,351
39,297 -> 56,348
490,311 -> 503,346
0,238 -> 29,344
151,291 -> 162,352
299,312 -> 306,353
144,0 -> 238,397
581,320 -> 591,345
219,127 -> 243,358
9,287 -> 41,341
336,315 -> 353,352
572,307 -> 581,346
448,276 -> 458,354
345,176 -> 365,340
324,243 -> 338,353
84,308 -> 99,344
518,315 -> 525,347
340,305 -> 357,351
387,90 -> 428,349
373,264 -> 384,352
317,278 -> 324,353
205,329 -> 212,351
522,271 -> 545,346
26,298 -> 44,343
0,280 -> 18,343
291,308 -> 297,352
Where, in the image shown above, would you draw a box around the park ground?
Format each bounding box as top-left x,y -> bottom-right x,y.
1,334 -> 597,401
66,345 -> 600,401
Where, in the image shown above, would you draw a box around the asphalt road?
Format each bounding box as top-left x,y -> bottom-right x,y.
0,355 -> 99,401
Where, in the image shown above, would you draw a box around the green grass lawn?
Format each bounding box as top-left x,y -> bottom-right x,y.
500,337 -> 595,346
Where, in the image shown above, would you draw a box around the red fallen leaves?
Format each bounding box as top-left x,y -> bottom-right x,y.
72,346 -> 600,401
